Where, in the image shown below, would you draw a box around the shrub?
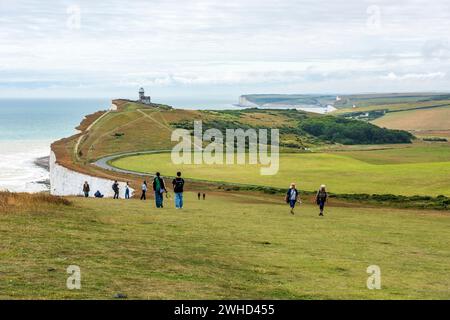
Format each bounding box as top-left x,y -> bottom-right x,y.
299,116 -> 413,144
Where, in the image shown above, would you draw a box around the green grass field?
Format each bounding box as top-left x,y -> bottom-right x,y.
1,192 -> 449,299
110,146 -> 450,197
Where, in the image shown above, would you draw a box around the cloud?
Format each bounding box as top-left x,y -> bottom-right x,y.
1,0 -> 450,97
383,72 -> 446,81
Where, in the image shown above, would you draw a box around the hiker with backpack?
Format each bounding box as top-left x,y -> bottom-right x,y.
112,180 -> 119,199
316,185 -> 328,216
172,172 -> 185,209
285,183 -> 301,215
153,172 -> 167,208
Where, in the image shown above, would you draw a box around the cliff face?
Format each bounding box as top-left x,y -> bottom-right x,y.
238,96 -> 260,108
49,151 -> 133,198
49,101 -> 135,198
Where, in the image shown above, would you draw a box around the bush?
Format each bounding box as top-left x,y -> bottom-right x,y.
299,116 -> 413,145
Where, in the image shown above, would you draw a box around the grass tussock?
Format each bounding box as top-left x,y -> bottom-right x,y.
0,192 -> 71,213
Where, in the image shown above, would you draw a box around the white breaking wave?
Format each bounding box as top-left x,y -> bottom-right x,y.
0,140 -> 50,193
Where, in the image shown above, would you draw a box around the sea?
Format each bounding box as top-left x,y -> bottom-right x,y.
0,98 -> 237,193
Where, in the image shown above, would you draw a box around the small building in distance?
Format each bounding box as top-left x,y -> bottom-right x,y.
138,87 -> 151,105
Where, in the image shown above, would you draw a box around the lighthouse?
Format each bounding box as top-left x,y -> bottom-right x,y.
138,87 -> 151,105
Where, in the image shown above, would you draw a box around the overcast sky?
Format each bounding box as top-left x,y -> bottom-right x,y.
1,0 -> 450,100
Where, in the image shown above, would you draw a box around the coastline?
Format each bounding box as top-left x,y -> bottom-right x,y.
33,156 -> 50,189
0,98 -> 111,193
34,156 -> 50,171
0,140 -> 51,193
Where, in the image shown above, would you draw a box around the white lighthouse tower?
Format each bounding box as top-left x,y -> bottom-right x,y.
138,87 -> 151,105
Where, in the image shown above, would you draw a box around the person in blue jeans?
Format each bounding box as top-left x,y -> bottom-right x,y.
316,185 -> 328,216
125,182 -> 130,199
152,172 -> 166,208
286,183 -> 300,215
172,172 -> 185,209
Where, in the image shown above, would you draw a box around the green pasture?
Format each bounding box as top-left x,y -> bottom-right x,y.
1,193 -> 449,299
111,147 -> 450,196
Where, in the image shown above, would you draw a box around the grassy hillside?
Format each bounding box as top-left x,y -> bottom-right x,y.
329,94 -> 450,141
335,99 -> 450,115
110,146 -> 450,197
48,99 -> 441,201
1,192 -> 449,299
70,100 -> 412,166
372,106 -> 450,132
334,93 -> 450,110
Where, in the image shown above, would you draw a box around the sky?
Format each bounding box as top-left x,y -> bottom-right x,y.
1,0 -> 450,100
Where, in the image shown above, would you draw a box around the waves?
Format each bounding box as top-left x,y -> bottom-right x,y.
0,140 -> 51,193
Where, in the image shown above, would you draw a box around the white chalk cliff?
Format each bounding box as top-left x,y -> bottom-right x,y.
49,151 -> 133,198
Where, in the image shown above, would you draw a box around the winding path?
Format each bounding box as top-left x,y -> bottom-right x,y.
93,150 -> 172,177
74,108 -> 114,161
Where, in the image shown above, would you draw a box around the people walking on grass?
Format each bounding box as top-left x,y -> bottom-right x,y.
140,181 -> 147,200
83,181 -> 90,198
172,172 -> 185,209
198,192 -> 201,200
316,185 -> 328,216
112,180 -> 119,199
125,182 -> 130,199
153,172 -> 167,208
286,183 -> 300,215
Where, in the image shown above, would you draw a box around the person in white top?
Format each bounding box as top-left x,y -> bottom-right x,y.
140,180 -> 148,200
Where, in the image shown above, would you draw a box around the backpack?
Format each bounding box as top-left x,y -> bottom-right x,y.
316,191 -> 327,204
173,178 -> 184,193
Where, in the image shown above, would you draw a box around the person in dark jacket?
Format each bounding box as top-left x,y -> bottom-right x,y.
152,172 -> 166,208
316,185 -> 328,216
112,181 -> 119,199
94,190 -> 104,198
83,181 -> 90,198
172,172 -> 185,209
286,183 -> 300,215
